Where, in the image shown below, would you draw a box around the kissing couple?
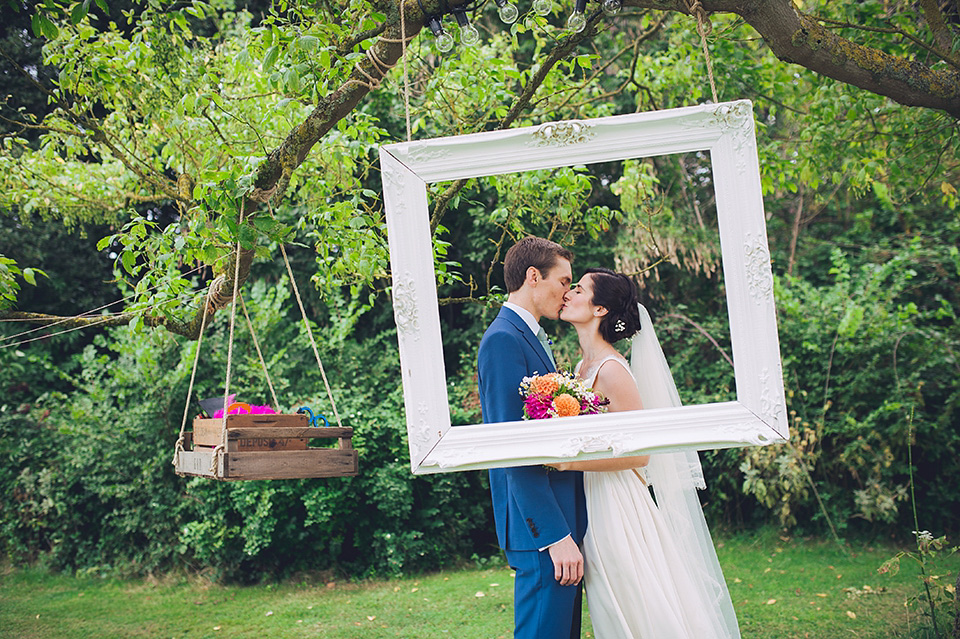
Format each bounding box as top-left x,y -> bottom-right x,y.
477,236 -> 741,639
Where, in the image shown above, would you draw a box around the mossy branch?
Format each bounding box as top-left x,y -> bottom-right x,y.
619,0 -> 960,117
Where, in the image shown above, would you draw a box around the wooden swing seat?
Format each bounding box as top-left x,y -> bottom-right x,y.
175,413 -> 358,481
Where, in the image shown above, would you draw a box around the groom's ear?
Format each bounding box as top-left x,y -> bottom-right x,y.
525,266 -> 541,286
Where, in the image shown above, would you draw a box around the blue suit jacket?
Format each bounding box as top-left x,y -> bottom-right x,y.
477,307 -> 587,551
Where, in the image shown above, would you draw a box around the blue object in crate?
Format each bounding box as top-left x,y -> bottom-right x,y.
296,406 -> 330,427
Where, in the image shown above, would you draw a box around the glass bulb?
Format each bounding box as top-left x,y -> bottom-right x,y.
566,10 -> 586,32
532,0 -> 552,17
436,31 -> 455,52
460,23 -> 480,46
602,0 -> 621,15
497,0 -> 519,23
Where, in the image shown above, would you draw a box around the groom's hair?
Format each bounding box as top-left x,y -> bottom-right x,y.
503,236 -> 573,293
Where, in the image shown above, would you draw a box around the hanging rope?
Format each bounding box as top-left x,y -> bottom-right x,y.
399,0 -> 412,141
213,208 -> 246,474
683,0 -> 719,103
340,2 -> 414,141
345,21 -> 415,95
172,285 -> 213,470
239,291 -> 281,411
279,243 -> 345,430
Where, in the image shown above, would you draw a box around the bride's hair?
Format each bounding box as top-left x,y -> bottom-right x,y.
583,267 -> 641,343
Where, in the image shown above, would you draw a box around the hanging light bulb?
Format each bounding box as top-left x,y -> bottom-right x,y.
566,0 -> 587,31
532,0 -> 552,17
453,8 -> 481,46
426,15 -> 455,52
602,0 -> 621,15
494,0 -> 519,24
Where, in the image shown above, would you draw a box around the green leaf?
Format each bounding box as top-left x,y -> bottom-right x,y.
263,46 -> 279,72
252,217 -> 277,233
121,251 -> 136,275
21,268 -> 37,286
39,14 -> 59,39
70,0 -> 89,24
297,35 -> 319,52
838,306 -> 864,338
239,224 -> 258,249
284,67 -> 301,92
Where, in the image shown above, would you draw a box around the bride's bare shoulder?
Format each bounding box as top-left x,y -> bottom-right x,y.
594,357 -> 643,411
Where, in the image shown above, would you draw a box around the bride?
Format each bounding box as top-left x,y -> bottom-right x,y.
554,267 -> 740,639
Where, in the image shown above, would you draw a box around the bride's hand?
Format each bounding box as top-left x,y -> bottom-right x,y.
545,462 -> 570,472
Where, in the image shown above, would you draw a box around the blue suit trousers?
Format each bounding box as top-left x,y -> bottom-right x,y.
506,548 -> 583,639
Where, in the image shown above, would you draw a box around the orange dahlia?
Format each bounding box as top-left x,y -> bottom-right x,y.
552,393 -> 580,417
530,374 -> 560,396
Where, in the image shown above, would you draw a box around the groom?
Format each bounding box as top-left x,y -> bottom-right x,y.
477,236 -> 587,639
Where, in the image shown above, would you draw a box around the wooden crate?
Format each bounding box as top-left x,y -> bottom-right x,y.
175,413 -> 358,480
192,413 -> 309,451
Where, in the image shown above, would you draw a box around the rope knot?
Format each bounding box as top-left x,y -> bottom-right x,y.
684,0 -> 713,36
206,275 -> 232,313
250,184 -> 278,203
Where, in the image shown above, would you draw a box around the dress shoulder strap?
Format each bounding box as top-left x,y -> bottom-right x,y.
599,354 -> 630,371
596,354 -> 631,377
581,354 -> 630,386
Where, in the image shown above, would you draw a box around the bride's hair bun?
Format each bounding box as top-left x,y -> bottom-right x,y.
583,267 -> 641,343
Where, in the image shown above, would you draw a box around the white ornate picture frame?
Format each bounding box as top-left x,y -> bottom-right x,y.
380,100 -> 788,474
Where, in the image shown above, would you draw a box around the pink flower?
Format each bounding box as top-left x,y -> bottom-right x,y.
212,403 -> 277,418
523,393 -> 554,420
580,394 -> 609,415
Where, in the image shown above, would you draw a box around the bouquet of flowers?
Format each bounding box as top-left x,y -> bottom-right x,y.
519,371 -> 608,420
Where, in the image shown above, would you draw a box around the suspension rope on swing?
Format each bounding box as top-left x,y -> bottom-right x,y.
173,230 -> 358,481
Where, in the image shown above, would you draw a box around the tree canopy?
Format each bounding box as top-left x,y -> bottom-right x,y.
1,0 -> 957,329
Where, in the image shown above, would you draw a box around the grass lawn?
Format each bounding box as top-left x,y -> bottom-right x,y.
1,530 -> 956,639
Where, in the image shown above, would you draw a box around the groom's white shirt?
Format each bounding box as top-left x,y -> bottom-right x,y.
501,301 -> 571,552
502,301 -> 539,334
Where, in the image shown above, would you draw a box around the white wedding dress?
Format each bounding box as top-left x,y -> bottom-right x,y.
576,307 -> 740,639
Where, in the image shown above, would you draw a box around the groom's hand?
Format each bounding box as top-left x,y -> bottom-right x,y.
547,536 -> 584,586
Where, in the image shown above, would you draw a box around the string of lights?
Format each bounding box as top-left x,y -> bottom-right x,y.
418,0 -> 619,51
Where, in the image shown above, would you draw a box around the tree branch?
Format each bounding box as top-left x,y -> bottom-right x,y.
0,245 -> 255,340
816,15 -> 960,71
662,312 -> 734,368
918,0 -> 954,54
622,0 -> 960,117
248,4 -> 424,203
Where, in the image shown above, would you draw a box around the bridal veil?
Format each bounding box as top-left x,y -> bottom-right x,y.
630,304 -> 741,639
